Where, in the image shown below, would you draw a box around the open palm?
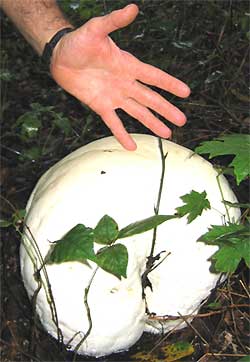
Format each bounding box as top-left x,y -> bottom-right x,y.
51,4 -> 190,150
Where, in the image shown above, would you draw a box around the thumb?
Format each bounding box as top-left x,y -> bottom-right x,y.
94,4 -> 139,37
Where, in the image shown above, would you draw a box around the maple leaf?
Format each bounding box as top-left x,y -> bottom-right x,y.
198,223 -> 250,273
195,134 -> 250,185
176,190 -> 211,223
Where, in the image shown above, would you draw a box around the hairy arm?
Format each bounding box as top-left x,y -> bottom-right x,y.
0,0 -> 72,54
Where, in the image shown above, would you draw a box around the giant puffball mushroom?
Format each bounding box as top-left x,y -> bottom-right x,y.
20,134 -> 240,357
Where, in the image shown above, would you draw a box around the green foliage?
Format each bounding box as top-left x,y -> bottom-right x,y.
20,146 -> 42,162
206,301 -> 222,310
118,215 -> 177,239
59,0 -> 104,22
96,244 -> 128,279
15,112 -> 42,141
0,209 -> 26,230
238,356 -> 250,362
193,133 -> 249,274
0,69 -> 14,81
0,219 -> 12,228
94,215 -> 119,245
176,190 -> 211,223
132,341 -> 194,361
13,103 -> 73,161
198,224 -> 250,273
47,224 -> 96,264
46,213 -> 175,279
195,134 -> 250,185
51,111 -> 72,136
223,201 -> 250,209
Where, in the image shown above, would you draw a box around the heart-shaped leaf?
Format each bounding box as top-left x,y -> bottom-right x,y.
96,244 -> 128,279
94,215 -> 119,245
46,224 -> 96,264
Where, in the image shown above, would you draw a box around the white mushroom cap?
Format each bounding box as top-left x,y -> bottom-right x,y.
20,134 -> 240,356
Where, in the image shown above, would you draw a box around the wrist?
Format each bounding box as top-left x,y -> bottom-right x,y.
42,27 -> 74,68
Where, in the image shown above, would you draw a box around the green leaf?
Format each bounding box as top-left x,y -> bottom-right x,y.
94,215 -> 119,245
241,238 -> 250,268
53,113 -> 72,136
237,356 -> 250,362
0,219 -> 12,228
21,146 -> 42,161
206,301 -> 222,310
131,341 -> 194,362
46,224 -> 96,264
195,134 -> 250,185
118,215 -> 177,239
211,245 -> 242,273
198,224 -> 249,246
17,113 -> 41,139
30,102 -> 54,114
223,200 -> 250,209
12,208 -> 26,222
12,208 -> 26,229
176,190 -> 211,223
198,224 -> 250,273
96,244 -> 128,279
0,70 -> 13,81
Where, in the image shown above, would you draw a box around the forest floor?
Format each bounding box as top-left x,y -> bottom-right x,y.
1,1 -> 249,361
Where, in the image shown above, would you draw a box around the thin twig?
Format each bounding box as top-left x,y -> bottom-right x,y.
225,277 -> 248,353
148,303 -> 249,320
141,138 -> 168,299
149,138 -> 167,257
216,173 -> 230,222
239,279 -> 250,299
73,266 -> 99,360
202,352 -> 248,358
177,312 -> 209,346
23,225 -> 64,345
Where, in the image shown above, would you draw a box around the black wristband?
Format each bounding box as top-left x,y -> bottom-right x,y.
42,27 -> 74,67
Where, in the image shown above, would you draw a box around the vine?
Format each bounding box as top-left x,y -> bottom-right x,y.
141,138 -> 169,299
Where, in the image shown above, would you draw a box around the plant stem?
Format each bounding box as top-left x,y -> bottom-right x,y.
141,138 -> 168,299
216,173 -> 231,222
149,138 -> 167,257
23,225 -> 63,345
73,266 -> 99,360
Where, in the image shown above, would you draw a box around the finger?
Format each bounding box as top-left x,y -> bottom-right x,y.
91,4 -> 139,37
129,81 -> 187,126
101,110 -> 137,151
122,98 -> 172,138
131,58 -> 190,98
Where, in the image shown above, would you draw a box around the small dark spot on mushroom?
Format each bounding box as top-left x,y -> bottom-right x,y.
103,150 -> 113,152
101,171 -> 106,174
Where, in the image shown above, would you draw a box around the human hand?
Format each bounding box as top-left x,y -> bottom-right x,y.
50,4 -> 190,150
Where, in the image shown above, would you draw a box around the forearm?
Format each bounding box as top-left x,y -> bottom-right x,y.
1,0 -> 73,55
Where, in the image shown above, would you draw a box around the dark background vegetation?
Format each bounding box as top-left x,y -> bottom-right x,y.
1,0 -> 249,361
